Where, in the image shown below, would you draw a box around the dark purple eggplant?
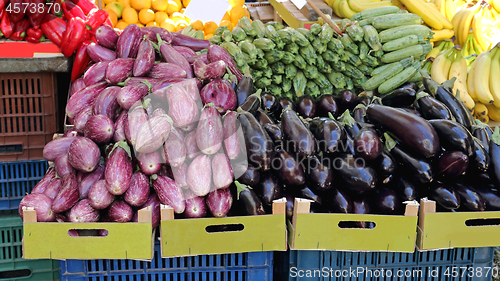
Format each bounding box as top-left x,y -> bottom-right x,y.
400,82 -> 419,91
285,195 -> 294,219
334,154 -> 377,194
339,110 -> 360,139
95,25 -> 118,49
255,108 -> 275,127
381,87 -> 416,107
371,187 -> 401,214
274,150 -> 306,186
473,121 -> 491,154
398,107 -> 422,117
391,145 -> 433,184
474,185 -> 500,211
277,97 -> 295,113
330,188 -> 352,213
343,133 -> 355,154
116,24 -> 142,58
429,183 -> 460,209
453,181 -> 486,211
87,43 -> 116,62
235,181 -> 266,215
297,96 -> 316,118
428,119 -> 473,157
435,151 -> 469,177
237,165 -> 261,186
336,90 -> 358,112
264,123 -> 283,142
309,116 -> 345,154
261,93 -> 278,113
352,104 -> 366,123
171,33 -> 210,51
307,155 -> 333,191
367,104 -> 440,158
417,92 -> 454,121
257,173 -> 281,207
372,150 -> 395,184
490,127 -> 500,188
238,111 -> 275,171
353,127 -> 382,161
141,26 -> 173,44
316,94 -> 339,117
352,197 -> 371,228
394,177 -> 418,201
133,39 -> 155,77
357,94 -> 371,107
281,109 -> 316,157
239,90 -> 261,114
299,186 -> 322,206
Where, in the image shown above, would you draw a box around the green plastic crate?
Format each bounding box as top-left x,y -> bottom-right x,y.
0,214 -> 59,281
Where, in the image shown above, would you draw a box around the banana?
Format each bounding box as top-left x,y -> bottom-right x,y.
471,35 -> 484,54
430,29 -> 454,41
472,7 -> 490,52
487,104 -> 500,121
333,0 -> 344,18
451,9 -> 467,42
426,2 -> 440,11
462,34 -> 471,56
426,0 -> 454,29
426,41 -> 446,59
392,0 -> 402,7
473,48 -> 496,105
401,0 -> 444,29
439,0 -> 447,19
445,0 -> 457,21
347,0 -> 392,12
464,53 -> 477,66
431,48 -> 454,83
448,51 -> 475,110
475,103 -> 489,117
435,0 -> 443,10
341,0 -> 357,18
493,0 -> 500,13
489,47 -> 500,108
458,4 -> 481,46
467,51 -> 488,101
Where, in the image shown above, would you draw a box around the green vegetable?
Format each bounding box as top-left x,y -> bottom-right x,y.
361,54 -> 379,67
332,60 -> 346,72
209,35 -> 221,44
343,63 -> 364,79
254,59 -> 269,70
268,84 -> 282,96
327,72 -> 347,89
340,34 -> 359,54
293,54 -> 307,69
231,26 -> 247,42
316,56 -> 331,73
373,49 -> 384,58
340,19 -> 351,31
285,42 -> 299,54
380,43 -> 433,64
310,23 -> 322,35
294,70 -> 307,98
372,13 -> 423,30
220,42 -> 246,68
252,70 -> 263,79
299,45 -> 317,65
282,52 -> 295,64
254,38 -> 276,51
359,42 -> 369,60
327,38 -> 344,52
264,50 -> 284,64
238,17 -> 257,37
346,76 -> 354,90
265,25 -> 285,49
273,75 -> 283,85
346,24 -> 364,42
214,26 -> 228,36
353,76 -> 368,88
319,24 -> 335,43
322,51 -> 340,63
290,28 -> 309,46
378,61 -> 421,94
266,21 -> 284,31
283,78 -> 292,93
304,65 -> 319,79
255,77 -> 272,89
239,41 -> 258,61
263,68 -> 273,78
297,28 -> 314,42
285,64 -> 297,79
378,25 -> 433,43
364,56 -> 414,91
271,62 -> 285,74
357,64 -> 373,76
313,73 -> 331,89
252,19 -> 266,38
312,38 -> 327,54
222,29 -> 232,42
363,25 -> 381,51
351,6 -> 400,21
305,81 -> 321,98
344,51 -> 362,66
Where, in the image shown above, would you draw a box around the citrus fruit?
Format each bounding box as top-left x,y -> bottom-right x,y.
151,0 -> 167,11
115,20 -> 129,29
166,0 -> 181,15
204,33 -> 214,40
118,0 -> 131,7
204,21 -> 217,34
139,9 -> 155,24
191,19 -> 203,30
219,19 -> 233,31
160,19 -> 176,31
146,21 -> 157,27
182,0 -> 190,6
122,7 -> 139,24
230,6 -> 245,23
155,11 -> 168,24
131,0 -> 151,11
103,8 -> 118,27
228,0 -> 244,7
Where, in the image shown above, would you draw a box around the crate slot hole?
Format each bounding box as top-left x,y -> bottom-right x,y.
205,224 -> 244,233
0,269 -> 32,279
338,221 -> 376,229
465,218 -> 500,227
68,229 -> 108,237
0,145 -> 22,154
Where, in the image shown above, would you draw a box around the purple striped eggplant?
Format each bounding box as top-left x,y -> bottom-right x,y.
206,187 -> 232,218
173,46 -> 196,59
43,178 -> 62,200
114,111 -> 128,142
135,115 -> 172,153
196,105 -> 223,155
137,192 -> 161,228
159,43 -> 193,78
68,137 -> 101,172
68,199 -> 100,222
207,45 -> 242,81
78,163 -> 105,199
70,78 -> 86,97
133,39 -> 155,77
31,168 -> 56,194
183,191 -> 207,218
223,111 -> 243,160
52,173 -> 79,213
187,154 -> 212,197
200,79 -> 237,114
87,43 -> 116,62
137,150 -> 163,175
153,108 -> 167,117
148,63 -> 187,80
177,78 -> 202,101
163,133 -> 186,168
63,128 -> 81,138
105,142 -> 133,195
151,78 -> 186,97
55,154 -> 74,177
172,162 -> 188,189
124,171 -> 150,207
166,84 -> 199,131
116,24 -> 142,58
106,58 -> 134,84
125,106 -> 149,147
84,115 -> 115,144
212,153 -> 233,189
93,86 -> 121,121
88,179 -> 115,209
171,33 -> 209,51
194,60 -> 226,80
185,130 -> 200,159
66,82 -> 107,119
141,26 -> 172,44
125,77 -> 159,87
43,136 -> 79,161
187,53 -> 209,65
19,193 -> 55,222
152,174 -> 185,213
83,62 -> 109,87
108,200 -> 133,222
74,107 -> 93,133
95,25 -> 118,50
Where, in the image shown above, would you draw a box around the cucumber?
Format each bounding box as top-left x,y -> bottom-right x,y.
351,6 -> 400,21
363,25 -> 381,51
372,13 -> 422,30
377,61 -> 422,94
382,34 -> 426,52
364,56 -> 414,91
381,43 -> 433,64
343,63 -> 364,79
294,70 -> 307,97
379,25 -> 433,43
327,72 -> 347,89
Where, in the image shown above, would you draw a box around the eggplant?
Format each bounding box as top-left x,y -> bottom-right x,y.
105,142 -> 133,195
381,87 -> 416,107
394,177 -> 418,201
307,155 -> 333,191
429,183 -> 460,209
52,173 -> 79,213
275,150 -> 306,186
261,93 -> 278,113
193,60 -> 226,80
367,104 -> 440,158
373,151 -> 396,184
43,178 -> 62,200
196,105 -> 223,155
187,154 -> 212,197
78,164 -> 105,199
339,110 -> 360,139
239,91 -> 261,114
435,151 -> 469,177
134,115 -> 172,154
277,97 -> 295,113
474,185 -> 500,211
116,24 -> 142,58
117,83 -> 149,110
343,133 -> 355,155
105,58 -> 134,84
352,104 -> 366,123
401,82 -> 419,91
152,174 -> 185,213
236,165 -> 261,186
473,126 -> 491,156
316,94 -> 339,117
173,46 -> 197,59
18,193 -> 55,222
141,26 -> 173,44
398,107 -> 422,117
285,195 -> 294,219
148,63 -> 187,80
133,39 -> 155,77
67,137 -> 101,172
87,43 -> 116,62
257,173 -> 281,207
235,182 -> 266,215
187,53 -> 210,65
353,127 -> 382,161
352,197 -> 372,228
212,153 -> 233,190
330,188 -> 352,213
470,137 -> 490,172
113,112 -> 128,143
453,181 -> 486,211
68,199 -> 100,223
95,25 -> 118,50
107,200 -> 133,222
255,108 -> 275,126
335,154 -> 377,194
172,33 -> 210,51
297,96 -> 316,118
299,186 -> 322,206
66,82 -> 107,119
74,107 -> 93,133
31,168 -> 56,194
172,162 -> 188,189
160,43 -> 193,78
416,92 -> 454,121
93,86 -> 121,121
207,187 -> 233,218
207,45 -> 243,81
185,130 -> 200,159
183,191 -> 207,218
63,128 -> 80,138
84,115 -> 114,144
371,188 -> 401,214
238,111 -> 275,171
163,134 -> 186,169
124,171 -> 150,207
55,154 -> 74,178
490,127 -> 500,188
281,109 -> 316,157
336,90 -> 358,112
309,117 -> 345,154
264,123 -> 283,142
83,61 -> 109,86
223,111 -> 244,160
391,145 -> 433,184
428,119 -> 473,157
166,84 -> 199,131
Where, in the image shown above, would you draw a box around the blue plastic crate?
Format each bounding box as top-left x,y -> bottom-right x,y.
280,247 -> 495,281
59,241 -> 274,281
0,161 -> 49,210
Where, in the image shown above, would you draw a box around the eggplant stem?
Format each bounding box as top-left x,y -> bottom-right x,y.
383,133 -> 397,151
492,127 -> 500,146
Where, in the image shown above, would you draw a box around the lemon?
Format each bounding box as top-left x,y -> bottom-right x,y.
191,19 -> 203,30
175,19 -> 188,31
230,6 -> 245,23
139,9 -> 155,24
203,21 -> 217,35
166,0 -> 181,15
228,0 -> 244,7
122,7 -> 139,24
222,11 -> 230,22
155,11 -> 168,24
103,8 -> 118,27
160,19 -> 176,31
204,33 -> 214,40
151,0 -> 167,11
103,0 -> 116,5
118,0 -> 131,7
219,20 -> 233,31
181,0 -> 190,7
116,20 -> 129,29
146,21 -> 158,27
105,2 -> 124,18
131,0 -> 151,11
136,22 -> 145,27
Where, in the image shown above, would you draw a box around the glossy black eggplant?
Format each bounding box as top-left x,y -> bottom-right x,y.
285,194 -> 294,219
371,188 -> 401,214
257,173 -> 281,207
381,87 -> 416,107
281,109 -> 316,157
435,151 -> 469,177
417,93 -> 454,121
394,177 -> 418,201
297,96 -> 317,118
237,165 -> 261,186
238,111 -> 275,171
400,82 -> 419,91
339,110 -> 360,139
236,76 -> 254,106
352,104 -> 366,123
429,183 -> 460,209
306,155 -> 333,191
398,108 -> 422,117
373,150 -> 396,184
428,119 -> 473,157
261,93 -> 278,113
316,94 -> 339,117
353,127 -> 383,161
255,108 -> 275,126
277,97 -> 295,114
336,90 -> 358,112
299,186 -> 323,206
473,122 -> 491,154
470,137 -> 490,172
309,117 -> 345,154
275,150 -> 306,186
239,91 -> 261,114
489,127 -> 500,189
330,188 -> 352,213
352,197 -> 371,228
235,181 -> 266,215
366,104 -> 440,158
474,185 -> 500,211
334,154 -> 377,194
357,93 -> 372,107
391,145 -> 433,184
453,181 -> 486,211
264,123 -> 283,142
343,133 -> 356,154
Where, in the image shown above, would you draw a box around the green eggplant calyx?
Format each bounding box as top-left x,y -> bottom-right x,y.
441,77 -> 457,89
475,119 -> 489,128
235,181 -> 250,200
339,109 -> 356,127
492,127 -> 500,146
142,98 -> 151,110
328,112 -> 335,120
384,132 -> 397,151
141,81 -> 153,92
354,103 -> 367,110
151,174 -> 158,181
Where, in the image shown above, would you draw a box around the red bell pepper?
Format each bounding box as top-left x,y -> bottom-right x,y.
71,40 -> 91,81
69,0 -> 97,15
85,8 -> 108,32
40,13 -> 67,46
61,17 -> 88,57
26,27 -> 44,42
28,0 -> 47,29
10,18 -> 30,41
62,1 -> 86,20
47,0 -> 63,17
0,0 -> 6,10
0,11 -> 14,38
8,0 -> 26,23
0,6 -> 5,19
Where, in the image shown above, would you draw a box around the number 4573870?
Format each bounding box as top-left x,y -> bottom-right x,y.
5,2 -> 61,14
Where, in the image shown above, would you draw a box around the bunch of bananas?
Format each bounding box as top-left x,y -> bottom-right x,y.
325,0 -> 394,19
462,33 -> 483,56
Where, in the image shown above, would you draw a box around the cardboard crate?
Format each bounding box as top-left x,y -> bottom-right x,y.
22,206 -> 155,260
268,0 -> 341,29
160,198 -> 287,257
417,198 -> 500,250
289,198 -> 419,252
